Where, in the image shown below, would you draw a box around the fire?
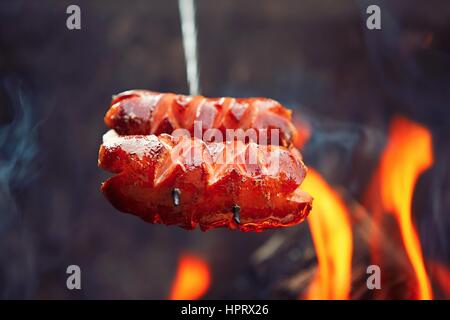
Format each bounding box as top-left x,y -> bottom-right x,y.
302,168 -> 353,300
378,116 -> 433,299
169,253 -> 211,300
428,262 -> 450,298
293,116 -> 311,149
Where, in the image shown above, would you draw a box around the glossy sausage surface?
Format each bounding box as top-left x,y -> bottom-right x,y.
99,130 -> 312,231
105,90 -> 299,147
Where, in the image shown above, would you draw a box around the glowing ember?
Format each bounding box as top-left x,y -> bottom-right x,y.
302,168 -> 353,300
379,116 -> 434,300
169,254 -> 211,300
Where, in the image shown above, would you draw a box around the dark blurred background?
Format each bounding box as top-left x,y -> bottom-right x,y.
0,0 -> 449,299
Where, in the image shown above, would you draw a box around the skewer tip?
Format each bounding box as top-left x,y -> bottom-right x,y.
232,204 -> 240,224
172,188 -> 181,207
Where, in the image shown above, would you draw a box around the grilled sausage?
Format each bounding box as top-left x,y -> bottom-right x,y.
98,130 -> 312,231
105,90 -> 299,147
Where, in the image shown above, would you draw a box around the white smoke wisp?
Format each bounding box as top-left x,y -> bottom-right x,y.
0,79 -> 39,298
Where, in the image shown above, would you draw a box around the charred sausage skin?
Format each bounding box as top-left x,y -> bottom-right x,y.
105,90 -> 299,147
99,130 -> 312,232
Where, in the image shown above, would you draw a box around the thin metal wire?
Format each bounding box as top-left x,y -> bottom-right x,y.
178,0 -> 200,96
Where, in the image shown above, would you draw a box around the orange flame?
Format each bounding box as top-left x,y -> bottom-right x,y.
378,116 -> 433,299
293,116 -> 311,149
169,253 -> 211,300
302,168 -> 353,300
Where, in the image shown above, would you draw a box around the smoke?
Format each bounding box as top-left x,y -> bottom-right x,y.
0,79 -> 38,229
0,78 -> 39,298
296,112 -> 386,199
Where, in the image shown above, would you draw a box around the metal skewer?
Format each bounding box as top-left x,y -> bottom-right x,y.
233,204 -> 241,224
178,0 -> 200,96
172,188 -> 181,206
